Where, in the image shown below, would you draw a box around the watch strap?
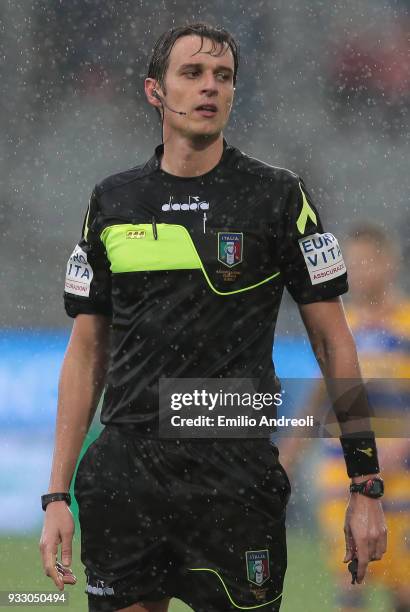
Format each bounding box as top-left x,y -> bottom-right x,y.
349,478 -> 384,498
41,492 -> 71,511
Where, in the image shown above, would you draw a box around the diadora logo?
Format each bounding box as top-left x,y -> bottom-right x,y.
86,575 -> 115,597
161,195 -> 210,212
357,447 -> 373,457
126,229 -> 146,239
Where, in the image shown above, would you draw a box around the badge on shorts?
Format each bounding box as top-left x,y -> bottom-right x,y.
218,232 -> 243,268
246,549 -> 270,586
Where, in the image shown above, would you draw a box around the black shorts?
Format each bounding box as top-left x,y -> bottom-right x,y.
74,425 -> 291,612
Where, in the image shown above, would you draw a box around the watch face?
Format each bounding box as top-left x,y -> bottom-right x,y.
371,479 -> 384,496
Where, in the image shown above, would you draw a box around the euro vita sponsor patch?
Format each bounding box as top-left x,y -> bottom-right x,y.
65,244 -> 93,297
298,232 -> 346,285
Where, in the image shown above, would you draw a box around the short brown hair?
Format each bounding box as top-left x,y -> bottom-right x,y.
147,22 -> 240,89
347,222 -> 402,261
347,223 -> 390,249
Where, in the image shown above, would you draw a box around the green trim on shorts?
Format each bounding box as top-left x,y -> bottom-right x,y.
188,567 -> 283,609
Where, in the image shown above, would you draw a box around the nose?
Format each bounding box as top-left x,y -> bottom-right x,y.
200,71 -> 218,97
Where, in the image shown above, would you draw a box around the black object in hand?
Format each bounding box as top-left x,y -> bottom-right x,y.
348,558 -> 358,584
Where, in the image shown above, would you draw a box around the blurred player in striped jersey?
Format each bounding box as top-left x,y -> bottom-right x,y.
282,223 -> 410,611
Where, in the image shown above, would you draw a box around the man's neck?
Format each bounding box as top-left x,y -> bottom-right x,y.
160,133 -> 224,177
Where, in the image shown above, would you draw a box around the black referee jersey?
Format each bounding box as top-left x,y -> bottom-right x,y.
68,140 -> 349,611
64,140 -> 348,432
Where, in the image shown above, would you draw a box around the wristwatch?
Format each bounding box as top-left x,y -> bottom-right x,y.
41,492 -> 71,511
349,477 -> 384,499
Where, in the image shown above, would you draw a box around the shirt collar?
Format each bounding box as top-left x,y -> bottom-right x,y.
146,138 -> 230,175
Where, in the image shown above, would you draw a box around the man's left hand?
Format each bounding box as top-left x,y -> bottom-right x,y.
343,493 -> 387,584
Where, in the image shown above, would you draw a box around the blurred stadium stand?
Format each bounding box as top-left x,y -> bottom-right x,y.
0,0 -> 409,328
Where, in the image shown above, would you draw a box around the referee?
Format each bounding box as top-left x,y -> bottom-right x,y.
40,23 -> 387,612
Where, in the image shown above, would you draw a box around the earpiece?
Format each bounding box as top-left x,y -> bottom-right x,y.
151,89 -> 187,116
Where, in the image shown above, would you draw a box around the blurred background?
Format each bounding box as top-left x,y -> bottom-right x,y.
0,0 -> 409,610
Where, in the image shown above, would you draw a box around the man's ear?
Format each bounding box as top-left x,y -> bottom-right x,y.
144,78 -> 162,108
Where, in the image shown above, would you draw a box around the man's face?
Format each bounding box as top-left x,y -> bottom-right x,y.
159,35 -> 235,139
346,238 -> 396,298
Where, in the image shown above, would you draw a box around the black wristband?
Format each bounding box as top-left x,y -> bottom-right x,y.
339,431 -> 380,478
41,493 -> 71,511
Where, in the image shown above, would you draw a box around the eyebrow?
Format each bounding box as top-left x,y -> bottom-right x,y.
178,63 -> 234,75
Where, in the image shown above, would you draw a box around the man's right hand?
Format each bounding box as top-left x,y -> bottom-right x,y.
39,502 -> 77,590
40,316 -> 110,591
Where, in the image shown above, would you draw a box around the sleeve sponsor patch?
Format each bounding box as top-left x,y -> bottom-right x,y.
65,245 -> 94,297
298,233 -> 346,285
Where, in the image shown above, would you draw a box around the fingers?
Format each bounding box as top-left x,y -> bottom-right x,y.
344,547 -> 354,563
40,547 -> 77,589
343,524 -> 355,563
40,506 -> 76,591
59,527 -> 76,584
374,524 -> 388,561
355,539 -> 369,583
60,532 -> 73,568
344,496 -> 388,585
346,526 -> 387,584
39,528 -> 76,590
369,524 -> 388,562
40,542 -> 64,591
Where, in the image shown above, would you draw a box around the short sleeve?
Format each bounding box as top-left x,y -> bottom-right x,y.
64,188 -> 112,318
278,176 -> 348,304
